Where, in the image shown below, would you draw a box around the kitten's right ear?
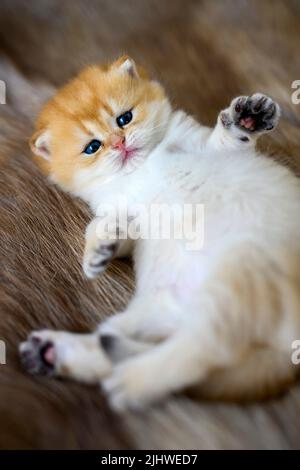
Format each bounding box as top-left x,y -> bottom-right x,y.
112,55 -> 139,79
30,128 -> 51,160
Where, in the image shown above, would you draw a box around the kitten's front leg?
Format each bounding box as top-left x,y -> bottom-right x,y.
208,93 -> 281,150
83,216 -> 133,279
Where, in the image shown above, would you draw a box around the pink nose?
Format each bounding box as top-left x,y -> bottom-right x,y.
112,136 -> 126,150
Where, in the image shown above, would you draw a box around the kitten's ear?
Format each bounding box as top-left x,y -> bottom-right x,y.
30,128 -> 51,160
113,56 -> 139,79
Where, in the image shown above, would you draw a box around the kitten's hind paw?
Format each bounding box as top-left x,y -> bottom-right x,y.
19,331 -> 57,376
102,359 -> 155,412
20,330 -> 112,381
229,93 -> 281,134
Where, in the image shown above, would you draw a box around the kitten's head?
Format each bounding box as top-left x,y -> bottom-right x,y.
30,56 -> 171,195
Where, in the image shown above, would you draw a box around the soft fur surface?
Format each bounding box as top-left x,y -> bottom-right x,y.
1,0 -> 300,449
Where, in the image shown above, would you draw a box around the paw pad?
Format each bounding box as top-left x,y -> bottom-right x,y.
231,94 -> 280,133
19,335 -> 56,375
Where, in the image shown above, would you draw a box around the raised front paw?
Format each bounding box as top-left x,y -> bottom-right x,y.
19,331 -> 58,375
222,93 -> 281,134
83,240 -> 119,279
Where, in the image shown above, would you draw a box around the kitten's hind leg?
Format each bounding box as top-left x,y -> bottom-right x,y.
98,292 -> 183,362
20,330 -> 112,383
102,323 -> 238,411
208,93 -> 281,150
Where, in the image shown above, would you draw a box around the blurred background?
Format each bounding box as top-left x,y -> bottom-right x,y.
0,0 -> 300,449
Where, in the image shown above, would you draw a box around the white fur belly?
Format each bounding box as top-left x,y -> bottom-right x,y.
134,237 -> 218,305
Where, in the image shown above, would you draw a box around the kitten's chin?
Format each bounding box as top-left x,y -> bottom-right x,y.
121,155 -> 145,174
119,141 -> 160,174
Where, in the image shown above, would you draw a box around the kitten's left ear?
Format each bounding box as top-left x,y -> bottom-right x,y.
113,56 -> 139,79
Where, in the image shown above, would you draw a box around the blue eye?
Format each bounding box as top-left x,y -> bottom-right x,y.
83,139 -> 102,155
116,110 -> 133,128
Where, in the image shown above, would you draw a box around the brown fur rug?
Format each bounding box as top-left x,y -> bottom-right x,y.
1,0 -> 300,449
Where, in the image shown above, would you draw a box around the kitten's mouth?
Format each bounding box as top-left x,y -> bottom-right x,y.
121,147 -> 139,164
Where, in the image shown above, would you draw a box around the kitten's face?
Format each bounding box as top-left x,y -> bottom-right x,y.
30,56 -> 171,195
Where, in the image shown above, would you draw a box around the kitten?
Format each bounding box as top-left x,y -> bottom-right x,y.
20,56 -> 300,411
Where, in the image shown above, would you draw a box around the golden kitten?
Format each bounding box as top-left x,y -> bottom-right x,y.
20,56 -> 300,411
